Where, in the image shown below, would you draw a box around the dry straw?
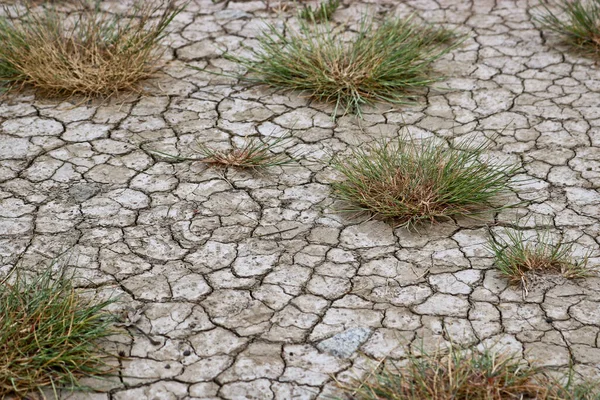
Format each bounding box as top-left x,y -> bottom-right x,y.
0,0 -> 183,97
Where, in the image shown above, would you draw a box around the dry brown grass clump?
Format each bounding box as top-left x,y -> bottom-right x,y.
329,137 -> 517,227
341,346 -> 599,400
0,0 -> 183,97
194,137 -> 294,169
155,136 -> 296,169
227,16 -> 459,117
488,227 -> 594,293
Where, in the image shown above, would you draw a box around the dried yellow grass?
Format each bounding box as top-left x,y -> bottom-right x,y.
0,0 -> 183,97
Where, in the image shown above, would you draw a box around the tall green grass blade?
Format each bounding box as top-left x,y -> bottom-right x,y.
0,263 -> 117,398
537,0 -> 600,56
329,136 -> 517,227
223,15 -> 462,118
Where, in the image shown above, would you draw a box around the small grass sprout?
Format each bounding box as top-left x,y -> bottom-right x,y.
227,16 -> 460,117
0,265 -> 116,398
488,227 -> 593,292
195,137 -> 293,168
329,137 -> 517,227
340,345 -> 598,400
0,0 -> 183,97
298,0 -> 340,22
155,135 -> 296,169
537,0 -> 600,56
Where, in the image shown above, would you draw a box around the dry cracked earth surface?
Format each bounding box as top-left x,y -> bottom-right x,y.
1,0 -> 600,399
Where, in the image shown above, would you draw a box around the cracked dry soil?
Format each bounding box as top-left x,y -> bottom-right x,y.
1,0 -> 600,399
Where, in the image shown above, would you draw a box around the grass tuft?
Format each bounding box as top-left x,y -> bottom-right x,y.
488,227 -> 593,292
155,136 -> 296,169
227,16 -> 460,117
0,265 -> 116,398
298,0 -> 340,22
537,0 -> 600,56
0,0 -> 183,97
329,137 -> 517,227
340,345 -> 599,400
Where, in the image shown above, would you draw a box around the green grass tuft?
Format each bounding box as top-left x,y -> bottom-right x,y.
0,0 -> 183,97
328,137 -> 517,227
227,16 -> 461,117
0,264 -> 116,398
488,227 -> 593,292
298,0 -> 340,22
537,0 -> 600,56
339,345 -> 599,400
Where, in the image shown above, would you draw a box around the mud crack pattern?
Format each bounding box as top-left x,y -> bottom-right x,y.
1,0 -> 600,399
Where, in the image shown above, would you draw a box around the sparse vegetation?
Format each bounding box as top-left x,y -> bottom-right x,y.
488,227 -> 593,293
537,0 -> 600,56
340,346 -> 599,400
227,16 -> 460,117
299,0 -> 340,22
0,265 -> 116,398
329,137 -> 517,227
155,136 -> 295,169
0,0 -> 183,97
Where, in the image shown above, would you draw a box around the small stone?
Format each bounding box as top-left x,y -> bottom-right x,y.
316,328 -> 372,359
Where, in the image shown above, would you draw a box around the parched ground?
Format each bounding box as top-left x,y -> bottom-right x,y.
1,0 -> 600,399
